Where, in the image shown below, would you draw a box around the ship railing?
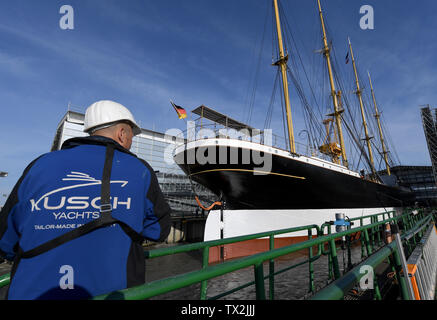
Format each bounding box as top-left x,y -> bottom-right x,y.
172,123 -> 332,162
0,208 -> 432,299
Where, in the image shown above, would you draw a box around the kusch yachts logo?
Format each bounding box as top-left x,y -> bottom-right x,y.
30,172 -> 131,212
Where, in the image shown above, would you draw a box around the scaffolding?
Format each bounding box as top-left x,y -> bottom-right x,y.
420,105 -> 437,187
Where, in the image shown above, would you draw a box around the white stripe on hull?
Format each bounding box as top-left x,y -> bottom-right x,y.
204,207 -> 401,240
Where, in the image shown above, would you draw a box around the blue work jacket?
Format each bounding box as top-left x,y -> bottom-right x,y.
0,136 -> 171,299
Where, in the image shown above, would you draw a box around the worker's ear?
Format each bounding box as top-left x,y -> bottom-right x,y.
116,123 -> 132,149
113,124 -> 124,145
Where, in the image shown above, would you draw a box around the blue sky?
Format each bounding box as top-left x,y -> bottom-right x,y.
0,0 -> 436,205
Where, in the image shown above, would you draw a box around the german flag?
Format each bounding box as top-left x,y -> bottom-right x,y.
170,100 -> 187,119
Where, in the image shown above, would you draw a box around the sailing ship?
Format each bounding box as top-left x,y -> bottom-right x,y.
173,0 -> 415,212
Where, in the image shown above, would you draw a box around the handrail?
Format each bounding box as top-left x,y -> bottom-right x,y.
143,222 -> 321,300
0,273 -> 9,288
310,214 -> 433,300
0,209 -> 430,300
145,224 -> 321,259
0,223 -> 321,295
93,210 -> 425,300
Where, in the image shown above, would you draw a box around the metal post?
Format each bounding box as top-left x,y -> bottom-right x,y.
346,234 -> 353,271
219,205 -> 224,261
391,223 -> 415,300
363,229 -> 372,256
360,218 -> 366,259
329,239 -> 341,279
254,263 -> 266,300
328,226 -> 333,279
308,229 -> 315,292
328,252 -> 333,280
269,235 -> 275,300
370,216 -> 376,250
373,275 -> 382,300
200,246 -> 209,300
376,217 -> 382,246
321,222 -> 334,279
392,246 -> 411,300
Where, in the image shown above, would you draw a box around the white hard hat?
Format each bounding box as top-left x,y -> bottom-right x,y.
84,100 -> 141,136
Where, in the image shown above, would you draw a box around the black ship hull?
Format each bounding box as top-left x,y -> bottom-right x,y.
174,141 -> 415,210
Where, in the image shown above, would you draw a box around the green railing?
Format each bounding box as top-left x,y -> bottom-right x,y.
0,208 -> 433,300
91,208 -> 432,300
144,223 -> 321,300
311,213 -> 434,300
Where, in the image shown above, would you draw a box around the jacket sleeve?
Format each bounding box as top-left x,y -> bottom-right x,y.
141,161 -> 172,242
0,157 -> 41,260
0,184 -> 21,261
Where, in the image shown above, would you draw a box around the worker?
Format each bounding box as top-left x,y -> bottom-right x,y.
0,100 -> 171,299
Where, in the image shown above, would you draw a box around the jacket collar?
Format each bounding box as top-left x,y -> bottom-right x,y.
61,135 -> 136,157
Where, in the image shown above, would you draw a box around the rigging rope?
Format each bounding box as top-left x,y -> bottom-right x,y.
245,0 -> 400,173
244,0 -> 270,126
264,69 -> 281,130
278,0 -> 326,149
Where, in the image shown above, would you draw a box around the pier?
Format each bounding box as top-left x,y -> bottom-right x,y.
0,208 -> 435,300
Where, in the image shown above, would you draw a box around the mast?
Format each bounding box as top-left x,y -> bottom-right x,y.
368,71 -> 391,175
348,37 -> 376,177
273,0 -> 295,153
317,0 -> 348,168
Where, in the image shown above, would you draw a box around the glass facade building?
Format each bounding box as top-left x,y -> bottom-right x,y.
382,166 -> 437,206
51,111 -> 215,216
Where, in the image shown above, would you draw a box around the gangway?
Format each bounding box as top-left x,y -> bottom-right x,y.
0,208 -> 435,300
